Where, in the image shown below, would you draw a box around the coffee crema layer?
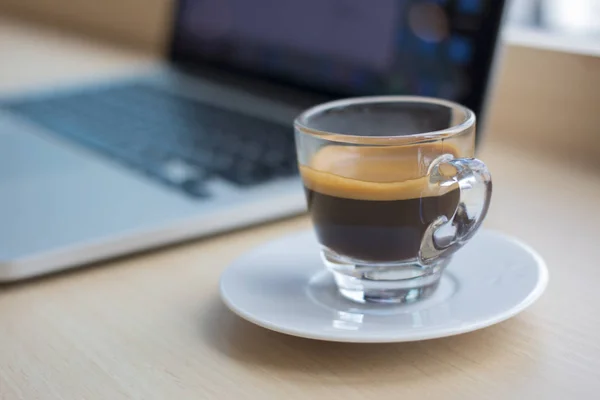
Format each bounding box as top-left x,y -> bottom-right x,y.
300,143 -> 461,201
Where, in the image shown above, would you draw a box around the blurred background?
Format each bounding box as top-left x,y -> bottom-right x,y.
0,0 -> 599,279
0,0 -> 598,163
510,0 -> 600,35
2,0 -> 600,51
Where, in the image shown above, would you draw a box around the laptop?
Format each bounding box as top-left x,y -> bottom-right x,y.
0,0 -> 506,281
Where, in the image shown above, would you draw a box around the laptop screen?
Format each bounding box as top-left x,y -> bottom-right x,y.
170,0 -> 505,117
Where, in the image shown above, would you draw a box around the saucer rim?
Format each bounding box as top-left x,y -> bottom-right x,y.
219,230 -> 549,343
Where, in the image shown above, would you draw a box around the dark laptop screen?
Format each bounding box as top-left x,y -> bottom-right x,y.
170,0 -> 505,117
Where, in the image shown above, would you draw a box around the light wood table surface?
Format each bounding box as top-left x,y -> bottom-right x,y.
1,17 -> 600,400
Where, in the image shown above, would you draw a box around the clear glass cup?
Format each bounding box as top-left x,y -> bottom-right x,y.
294,96 -> 492,304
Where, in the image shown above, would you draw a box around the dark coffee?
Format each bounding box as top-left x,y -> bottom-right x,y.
301,145 -> 461,262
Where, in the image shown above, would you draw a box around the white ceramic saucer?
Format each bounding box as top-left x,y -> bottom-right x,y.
219,230 -> 548,343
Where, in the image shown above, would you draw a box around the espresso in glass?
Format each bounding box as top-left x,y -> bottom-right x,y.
301,144 -> 461,263
295,96 -> 492,304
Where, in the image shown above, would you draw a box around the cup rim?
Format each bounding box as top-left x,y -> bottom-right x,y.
294,95 -> 475,145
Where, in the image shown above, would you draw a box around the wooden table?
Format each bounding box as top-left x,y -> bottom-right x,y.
1,17 -> 600,399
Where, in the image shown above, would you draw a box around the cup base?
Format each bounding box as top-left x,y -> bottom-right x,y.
321,248 -> 450,304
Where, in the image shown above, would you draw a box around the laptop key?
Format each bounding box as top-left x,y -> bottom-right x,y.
180,178 -> 211,198
217,160 -> 273,186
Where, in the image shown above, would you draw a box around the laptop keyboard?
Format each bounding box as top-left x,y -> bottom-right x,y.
3,83 -> 299,198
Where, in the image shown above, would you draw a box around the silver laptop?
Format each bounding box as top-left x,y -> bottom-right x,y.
0,0 -> 506,281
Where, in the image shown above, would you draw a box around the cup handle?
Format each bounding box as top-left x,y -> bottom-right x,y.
419,154 -> 493,263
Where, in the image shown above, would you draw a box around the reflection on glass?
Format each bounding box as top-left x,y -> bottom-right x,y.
332,311 -> 364,330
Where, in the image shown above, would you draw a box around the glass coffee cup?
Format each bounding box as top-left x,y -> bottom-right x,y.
295,97 -> 492,304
